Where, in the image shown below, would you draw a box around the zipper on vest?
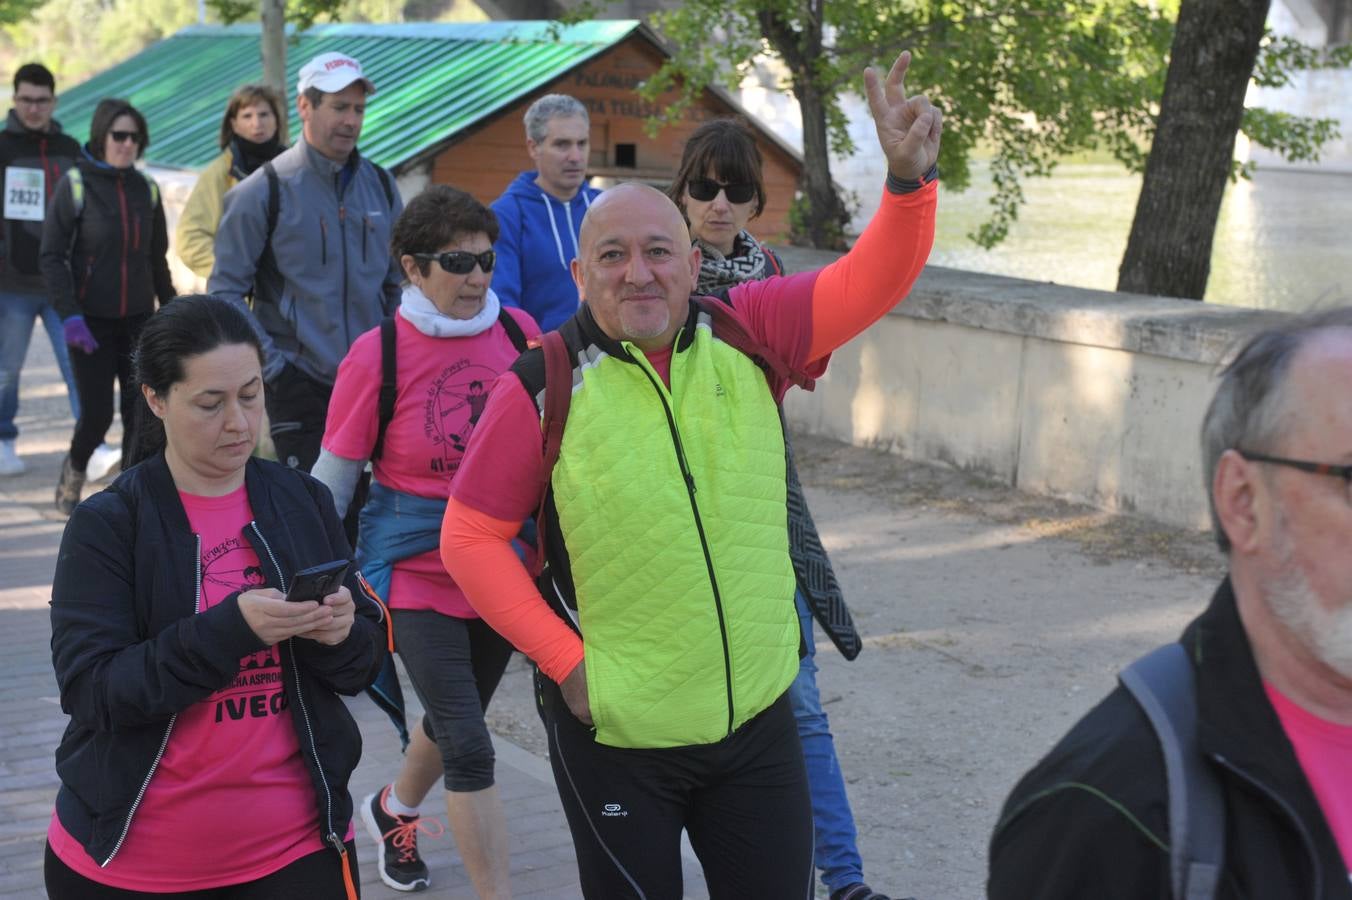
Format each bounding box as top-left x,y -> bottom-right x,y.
631,356 -> 736,737
249,521 -> 339,844
101,535 -> 202,866
1211,752 -> 1323,898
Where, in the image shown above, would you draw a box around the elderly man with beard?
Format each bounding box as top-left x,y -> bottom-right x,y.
989,308 -> 1352,898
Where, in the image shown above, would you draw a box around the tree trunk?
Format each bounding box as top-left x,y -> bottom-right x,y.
1116,0 -> 1270,300
757,2 -> 850,250
793,77 -> 851,249
261,0 -> 289,142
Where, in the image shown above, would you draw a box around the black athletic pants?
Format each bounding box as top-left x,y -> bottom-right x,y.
265,364 -> 365,543
537,672 -> 814,899
44,839 -> 360,899
68,314 -> 148,471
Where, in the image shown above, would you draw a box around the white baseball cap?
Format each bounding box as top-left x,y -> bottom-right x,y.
297,52 -> 376,96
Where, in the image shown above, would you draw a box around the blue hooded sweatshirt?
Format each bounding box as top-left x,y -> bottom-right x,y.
490,171 -> 602,331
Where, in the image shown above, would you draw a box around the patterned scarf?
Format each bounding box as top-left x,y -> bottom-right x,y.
695,231 -> 776,294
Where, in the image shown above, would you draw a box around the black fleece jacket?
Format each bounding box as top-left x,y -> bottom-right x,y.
50,453 -> 388,867
39,149 -> 174,321
988,579 -> 1351,899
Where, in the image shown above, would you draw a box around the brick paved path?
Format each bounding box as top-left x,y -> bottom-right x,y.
0,324 -> 708,898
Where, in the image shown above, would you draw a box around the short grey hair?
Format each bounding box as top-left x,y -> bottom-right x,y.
524,94 -> 589,143
1201,306 -> 1352,552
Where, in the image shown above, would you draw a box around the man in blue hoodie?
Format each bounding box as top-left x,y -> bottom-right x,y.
490,94 -> 602,330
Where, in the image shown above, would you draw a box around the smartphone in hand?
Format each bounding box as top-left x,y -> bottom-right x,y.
286,560 -> 351,603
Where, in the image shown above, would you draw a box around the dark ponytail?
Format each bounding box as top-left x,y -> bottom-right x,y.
130,295 -> 264,467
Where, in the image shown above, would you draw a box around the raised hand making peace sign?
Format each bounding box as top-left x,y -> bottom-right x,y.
865,50 -> 942,182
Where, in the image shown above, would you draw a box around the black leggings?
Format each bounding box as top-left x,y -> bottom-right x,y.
44,839 -> 360,899
538,673 -> 814,899
68,314 -> 148,471
393,608 -> 513,791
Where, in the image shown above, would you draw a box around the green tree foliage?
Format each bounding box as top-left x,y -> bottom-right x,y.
644,0 -> 1350,252
7,0 -> 196,83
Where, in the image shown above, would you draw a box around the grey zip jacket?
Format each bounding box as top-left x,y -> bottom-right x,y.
208,137 -> 402,384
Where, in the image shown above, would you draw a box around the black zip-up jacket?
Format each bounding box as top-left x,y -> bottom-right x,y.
39,148 -> 175,321
0,109 -> 79,294
988,579 -> 1352,899
50,453 -> 388,867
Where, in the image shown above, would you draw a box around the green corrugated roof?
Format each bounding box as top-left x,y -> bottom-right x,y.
53,20 -> 642,171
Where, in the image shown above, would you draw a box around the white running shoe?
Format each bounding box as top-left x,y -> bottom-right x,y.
0,439 -> 23,476
86,443 -> 121,482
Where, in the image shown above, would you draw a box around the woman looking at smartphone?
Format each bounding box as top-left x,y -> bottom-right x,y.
45,295 -> 389,899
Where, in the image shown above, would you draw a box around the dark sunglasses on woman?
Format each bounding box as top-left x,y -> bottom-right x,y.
109,130 -> 141,144
687,177 -> 756,204
413,249 -> 496,275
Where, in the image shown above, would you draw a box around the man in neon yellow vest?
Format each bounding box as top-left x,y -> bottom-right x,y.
442,50 -> 942,899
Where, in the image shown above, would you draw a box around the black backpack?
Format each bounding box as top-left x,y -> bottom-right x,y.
1118,643 -> 1226,900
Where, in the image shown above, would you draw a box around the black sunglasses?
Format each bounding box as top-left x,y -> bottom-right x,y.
109,130 -> 141,144
413,249 -> 496,275
687,177 -> 756,204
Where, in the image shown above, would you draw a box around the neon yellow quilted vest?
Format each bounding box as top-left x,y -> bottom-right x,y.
550,315 -> 800,748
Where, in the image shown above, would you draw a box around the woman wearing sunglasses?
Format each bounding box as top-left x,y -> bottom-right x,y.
669,117 -> 783,293
669,119 -> 902,900
41,98 -> 175,515
312,184 -> 540,897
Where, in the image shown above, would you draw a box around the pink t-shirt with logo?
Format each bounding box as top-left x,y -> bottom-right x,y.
323,310 -> 540,616
49,486 -> 327,890
1266,682 -> 1352,875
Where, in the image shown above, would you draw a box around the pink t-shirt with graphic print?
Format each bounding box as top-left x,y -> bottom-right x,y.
48,486 -> 326,891
322,309 -> 540,616
1266,682 -> 1352,875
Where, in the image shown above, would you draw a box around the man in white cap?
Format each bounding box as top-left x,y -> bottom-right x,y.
209,51 -> 402,485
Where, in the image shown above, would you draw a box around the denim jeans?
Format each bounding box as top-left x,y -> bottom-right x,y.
790,589 -> 865,892
0,289 -> 79,440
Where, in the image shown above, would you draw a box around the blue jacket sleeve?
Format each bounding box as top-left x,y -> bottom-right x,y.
490,194 -> 524,311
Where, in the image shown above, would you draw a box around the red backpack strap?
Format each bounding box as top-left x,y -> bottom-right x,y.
694,295 -> 814,391
533,330 -> 573,576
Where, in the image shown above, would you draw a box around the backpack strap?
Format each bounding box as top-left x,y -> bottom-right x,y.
532,330 -> 572,577
694,294 -> 814,391
374,163 -> 395,210
370,317 -> 398,462
67,167 -> 85,218
497,307 -> 530,354
1118,643 -> 1225,900
142,172 -> 160,210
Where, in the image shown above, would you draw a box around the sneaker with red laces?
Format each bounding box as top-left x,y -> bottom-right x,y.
361,785 -> 437,892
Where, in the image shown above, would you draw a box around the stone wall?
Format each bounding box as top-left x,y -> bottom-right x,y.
776,247 -> 1286,529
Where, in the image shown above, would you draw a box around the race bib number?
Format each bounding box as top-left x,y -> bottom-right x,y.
4,167 -> 45,222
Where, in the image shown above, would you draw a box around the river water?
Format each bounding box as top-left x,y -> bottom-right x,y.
850,162 -> 1352,312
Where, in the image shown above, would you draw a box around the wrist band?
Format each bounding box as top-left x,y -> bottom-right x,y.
886,163 -> 939,195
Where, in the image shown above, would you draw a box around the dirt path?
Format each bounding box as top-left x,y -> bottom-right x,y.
485,432 -> 1226,899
